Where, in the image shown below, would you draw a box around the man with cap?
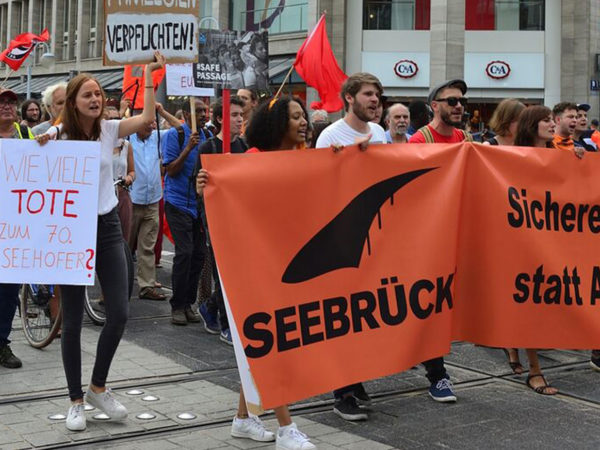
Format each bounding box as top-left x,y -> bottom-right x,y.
0,89 -> 34,369
409,79 -> 471,144
573,103 -> 600,151
406,80 -> 463,404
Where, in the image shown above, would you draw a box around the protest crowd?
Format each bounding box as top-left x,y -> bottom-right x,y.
1,14 -> 600,450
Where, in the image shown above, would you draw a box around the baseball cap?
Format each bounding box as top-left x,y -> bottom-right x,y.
0,89 -> 18,102
577,103 -> 591,112
428,79 -> 467,105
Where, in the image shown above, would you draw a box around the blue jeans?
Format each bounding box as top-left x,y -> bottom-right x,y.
0,283 -> 21,346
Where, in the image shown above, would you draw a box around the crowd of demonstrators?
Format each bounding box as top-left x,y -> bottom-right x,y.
3,60 -> 600,447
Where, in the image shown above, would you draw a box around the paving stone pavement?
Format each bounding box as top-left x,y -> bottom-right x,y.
2,247 -> 600,449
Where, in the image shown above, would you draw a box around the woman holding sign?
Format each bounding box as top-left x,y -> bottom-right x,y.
196,96 -> 316,450
37,51 -> 166,430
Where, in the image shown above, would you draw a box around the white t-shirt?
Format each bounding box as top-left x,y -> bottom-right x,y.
54,119 -> 120,215
315,119 -> 387,148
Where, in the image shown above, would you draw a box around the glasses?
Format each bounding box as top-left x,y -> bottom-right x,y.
0,100 -> 17,108
434,97 -> 468,107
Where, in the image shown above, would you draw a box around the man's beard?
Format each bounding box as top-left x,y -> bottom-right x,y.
394,125 -> 407,135
352,102 -> 373,123
440,109 -> 461,128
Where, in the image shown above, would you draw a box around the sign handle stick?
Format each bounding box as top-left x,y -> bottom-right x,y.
223,89 -> 230,153
273,66 -> 294,100
190,97 -> 197,133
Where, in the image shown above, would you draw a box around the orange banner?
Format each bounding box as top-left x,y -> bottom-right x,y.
202,143 -> 600,409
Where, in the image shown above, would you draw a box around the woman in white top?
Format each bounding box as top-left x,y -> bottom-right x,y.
37,51 -> 165,431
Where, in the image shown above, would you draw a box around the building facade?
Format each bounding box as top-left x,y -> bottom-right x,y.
1,0 -> 599,122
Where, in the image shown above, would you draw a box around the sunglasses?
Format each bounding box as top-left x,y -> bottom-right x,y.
435,97 -> 468,107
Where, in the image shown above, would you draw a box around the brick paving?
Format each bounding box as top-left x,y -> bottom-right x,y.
2,249 -> 600,449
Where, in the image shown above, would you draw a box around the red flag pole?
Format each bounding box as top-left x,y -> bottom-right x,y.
273,66 -> 294,100
222,88 -> 230,153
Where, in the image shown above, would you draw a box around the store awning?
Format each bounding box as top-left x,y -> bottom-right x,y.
4,69 -> 124,98
268,55 -> 303,84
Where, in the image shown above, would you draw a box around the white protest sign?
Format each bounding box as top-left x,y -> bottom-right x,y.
166,63 -> 215,96
0,139 -> 100,285
103,0 -> 199,66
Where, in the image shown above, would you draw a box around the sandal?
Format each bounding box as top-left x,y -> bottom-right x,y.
502,348 -> 524,375
139,288 -> 167,301
526,374 -> 558,395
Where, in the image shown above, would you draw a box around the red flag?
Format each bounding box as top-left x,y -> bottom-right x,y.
293,14 -> 347,112
122,65 -> 165,110
0,29 -> 49,71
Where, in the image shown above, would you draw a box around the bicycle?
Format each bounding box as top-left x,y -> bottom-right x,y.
20,240 -> 134,348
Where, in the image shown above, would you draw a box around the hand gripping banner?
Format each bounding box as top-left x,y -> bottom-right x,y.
201,143 -> 600,410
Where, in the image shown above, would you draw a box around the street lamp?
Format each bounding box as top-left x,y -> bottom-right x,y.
26,42 -> 55,99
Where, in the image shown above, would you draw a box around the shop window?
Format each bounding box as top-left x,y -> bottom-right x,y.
229,0 -> 307,34
363,0 -> 430,30
466,0 -> 545,31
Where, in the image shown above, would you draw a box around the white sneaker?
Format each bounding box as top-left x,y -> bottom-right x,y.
66,404 -> 86,431
231,415 -> 275,442
276,423 -> 316,450
84,388 -> 127,420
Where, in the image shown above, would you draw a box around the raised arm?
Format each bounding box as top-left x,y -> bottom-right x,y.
157,103 -> 182,129
117,51 -> 166,139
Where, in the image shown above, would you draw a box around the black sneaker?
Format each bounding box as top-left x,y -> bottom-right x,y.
0,345 -> 22,369
353,383 -> 372,407
590,353 -> 600,372
333,396 -> 368,421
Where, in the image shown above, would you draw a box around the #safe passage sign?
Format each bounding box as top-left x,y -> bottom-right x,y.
103,0 -> 199,65
202,143 -> 600,410
0,139 -> 100,285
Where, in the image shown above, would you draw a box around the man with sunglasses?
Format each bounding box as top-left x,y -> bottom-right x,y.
407,80 -> 467,403
163,98 -> 211,325
409,79 -> 471,144
0,89 -> 34,369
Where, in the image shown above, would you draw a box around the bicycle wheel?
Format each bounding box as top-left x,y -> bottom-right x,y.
84,278 -> 105,326
84,240 -> 134,326
20,285 -> 62,349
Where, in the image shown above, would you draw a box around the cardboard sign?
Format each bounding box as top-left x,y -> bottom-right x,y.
202,143 -> 600,409
165,63 -> 215,97
193,30 -> 269,90
0,139 -> 100,285
103,0 -> 199,66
